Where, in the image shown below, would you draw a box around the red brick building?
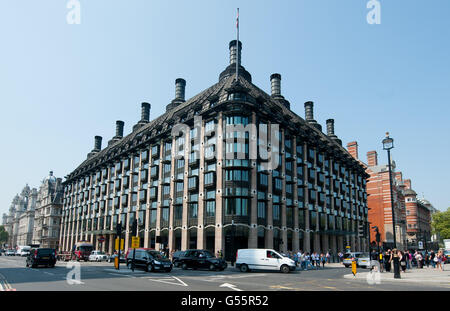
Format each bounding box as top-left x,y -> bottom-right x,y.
347,142 -> 408,250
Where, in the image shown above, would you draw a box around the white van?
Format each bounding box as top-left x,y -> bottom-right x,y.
236,249 -> 296,273
17,245 -> 31,257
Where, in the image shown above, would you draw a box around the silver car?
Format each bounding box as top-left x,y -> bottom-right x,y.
356,252 -> 371,268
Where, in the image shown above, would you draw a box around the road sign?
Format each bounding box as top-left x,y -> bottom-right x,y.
131,236 -> 140,249
115,238 -> 124,250
98,236 -> 105,243
418,241 -> 423,249
351,260 -> 357,276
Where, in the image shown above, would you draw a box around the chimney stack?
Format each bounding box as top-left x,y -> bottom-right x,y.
229,40 -> 242,66
94,136 -> 102,151
367,151 -> 378,167
347,141 -> 359,159
141,102 -> 150,122
404,179 -> 411,189
326,119 -> 336,136
270,74 -> 281,97
395,172 -> 403,183
115,120 -> 124,138
175,78 -> 186,101
304,101 -> 314,121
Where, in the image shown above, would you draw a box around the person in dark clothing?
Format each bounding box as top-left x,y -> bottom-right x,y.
384,249 -> 392,272
400,251 -> 407,272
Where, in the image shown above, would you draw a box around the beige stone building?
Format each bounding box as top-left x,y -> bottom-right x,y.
32,172 -> 64,249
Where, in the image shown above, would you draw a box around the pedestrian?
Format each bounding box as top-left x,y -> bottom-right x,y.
385,249 -> 392,272
321,253 -> 326,268
314,252 -> 320,268
415,251 -> 423,269
400,251 -> 407,272
406,250 -> 412,269
425,251 -> 430,268
305,252 -> 314,270
379,251 -> 384,272
293,251 -> 298,267
338,251 -> 343,263
430,250 -> 436,268
300,251 -> 306,270
326,251 -> 331,264
436,250 -> 444,271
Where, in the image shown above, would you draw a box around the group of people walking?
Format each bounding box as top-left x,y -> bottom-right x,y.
286,250 -> 332,270
371,249 -> 446,272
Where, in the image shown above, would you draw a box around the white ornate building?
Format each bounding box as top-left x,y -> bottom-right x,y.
3,185 -> 37,247
3,172 -> 63,249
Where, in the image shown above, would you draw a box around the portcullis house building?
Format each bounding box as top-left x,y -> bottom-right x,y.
59,41 -> 369,259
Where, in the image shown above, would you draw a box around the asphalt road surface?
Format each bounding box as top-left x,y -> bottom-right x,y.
0,256 -> 448,291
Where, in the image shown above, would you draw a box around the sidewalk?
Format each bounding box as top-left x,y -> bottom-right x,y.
343,266 -> 450,284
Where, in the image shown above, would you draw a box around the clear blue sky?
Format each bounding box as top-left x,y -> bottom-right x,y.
1,0 -> 449,217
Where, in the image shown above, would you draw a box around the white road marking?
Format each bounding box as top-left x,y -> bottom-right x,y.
147,276 -> 188,287
108,273 -> 136,278
219,283 -> 243,291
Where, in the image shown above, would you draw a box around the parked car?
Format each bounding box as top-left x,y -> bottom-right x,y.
5,249 -> 15,256
26,248 -> 57,268
108,252 -> 126,263
126,248 -> 172,272
343,252 -> 362,268
89,250 -> 109,262
172,251 -> 185,267
236,249 -> 296,273
178,249 -> 227,271
356,252 -> 371,268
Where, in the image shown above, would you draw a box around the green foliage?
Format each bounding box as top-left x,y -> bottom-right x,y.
0,225 -> 9,244
431,208 -> 450,240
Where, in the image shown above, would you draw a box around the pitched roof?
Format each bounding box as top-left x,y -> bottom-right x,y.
66,68 -> 365,182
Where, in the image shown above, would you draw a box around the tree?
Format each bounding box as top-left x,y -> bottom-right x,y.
431,208 -> 450,241
0,225 -> 9,245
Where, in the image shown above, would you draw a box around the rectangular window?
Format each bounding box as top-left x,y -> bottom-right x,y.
206,201 -> 215,217
257,201 -> 266,218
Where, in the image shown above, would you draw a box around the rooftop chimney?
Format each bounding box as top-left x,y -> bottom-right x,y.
304,101 -> 314,121
175,78 -> 186,101
347,141 -> 359,159
94,136 -> 102,151
395,172 -> 403,183
270,74 -> 281,97
141,102 -> 150,122
229,40 -> 242,66
367,151 -> 378,167
116,120 -> 124,138
404,179 -> 411,189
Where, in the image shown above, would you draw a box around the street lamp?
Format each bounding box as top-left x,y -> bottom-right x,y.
382,132 -> 396,249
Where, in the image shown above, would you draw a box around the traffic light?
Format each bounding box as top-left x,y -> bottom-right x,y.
358,224 -> 365,237
131,219 -> 138,236
116,223 -> 122,237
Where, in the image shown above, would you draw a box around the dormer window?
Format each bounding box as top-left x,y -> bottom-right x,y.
227,92 -> 247,101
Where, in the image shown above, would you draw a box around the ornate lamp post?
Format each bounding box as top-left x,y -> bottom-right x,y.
382,132 -> 396,249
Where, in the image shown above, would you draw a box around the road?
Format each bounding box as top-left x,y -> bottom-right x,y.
0,256 -> 448,291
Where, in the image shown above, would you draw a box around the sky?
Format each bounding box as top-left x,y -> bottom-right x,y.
0,0 -> 449,217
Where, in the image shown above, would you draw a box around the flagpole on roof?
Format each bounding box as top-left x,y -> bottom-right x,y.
236,8 -> 239,81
